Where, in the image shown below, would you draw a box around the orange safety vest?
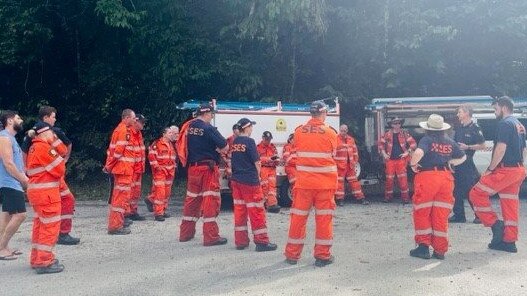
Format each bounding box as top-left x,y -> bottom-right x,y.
148,137 -> 177,175
282,143 -> 297,168
293,118 -> 338,189
334,134 -> 359,170
378,129 -> 417,157
105,122 -> 135,175
257,142 -> 278,168
26,138 -> 67,204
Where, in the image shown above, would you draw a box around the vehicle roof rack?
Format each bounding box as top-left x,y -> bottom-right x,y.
177,98 -> 339,113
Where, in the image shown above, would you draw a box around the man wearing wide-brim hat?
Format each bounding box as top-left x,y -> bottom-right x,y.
378,116 -> 416,204
408,114 -> 466,260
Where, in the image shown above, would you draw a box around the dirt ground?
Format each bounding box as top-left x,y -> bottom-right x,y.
1,198 -> 526,296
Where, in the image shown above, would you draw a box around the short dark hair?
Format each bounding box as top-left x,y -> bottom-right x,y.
38,106 -> 57,120
0,110 -> 18,127
121,109 -> 134,119
492,96 -> 514,112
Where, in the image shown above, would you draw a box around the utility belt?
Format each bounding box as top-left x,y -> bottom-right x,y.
419,165 -> 449,172
189,160 -> 217,170
498,162 -> 523,168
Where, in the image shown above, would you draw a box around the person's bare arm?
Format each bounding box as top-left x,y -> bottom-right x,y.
449,154 -> 467,167
409,148 -> 424,173
0,137 -> 28,188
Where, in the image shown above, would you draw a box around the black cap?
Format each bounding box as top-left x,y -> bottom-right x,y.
262,131 -> 273,139
34,121 -> 52,135
237,118 -> 256,130
309,100 -> 328,115
287,133 -> 294,143
195,103 -> 214,115
136,114 -> 146,123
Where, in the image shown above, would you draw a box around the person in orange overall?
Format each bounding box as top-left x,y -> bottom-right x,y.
378,117 -> 417,204
231,118 -> 277,252
177,103 -> 229,246
409,114 -> 466,260
282,134 -> 297,187
21,106 -> 80,245
469,96 -> 527,253
334,124 -> 368,206
257,131 -> 281,213
26,122 -> 68,274
126,114 -> 147,221
146,126 -> 178,221
104,109 -> 136,235
284,101 -> 338,267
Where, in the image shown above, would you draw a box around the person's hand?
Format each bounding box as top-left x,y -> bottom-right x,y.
20,175 -> 29,189
102,166 -> 110,174
458,142 -> 469,150
400,151 -> 409,158
410,164 -> 420,173
382,151 -> 389,160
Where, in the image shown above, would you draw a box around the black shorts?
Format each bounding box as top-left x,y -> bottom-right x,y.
0,187 -> 26,214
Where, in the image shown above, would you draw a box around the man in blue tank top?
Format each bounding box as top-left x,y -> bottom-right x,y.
0,110 -> 28,260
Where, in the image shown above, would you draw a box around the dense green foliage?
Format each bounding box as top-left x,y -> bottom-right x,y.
2,0 -> 527,181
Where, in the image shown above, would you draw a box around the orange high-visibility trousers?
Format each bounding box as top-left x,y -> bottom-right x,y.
336,165 -> 364,201
260,167 -> 278,207
285,188 -> 336,261
412,171 -> 454,255
285,166 -> 296,185
59,178 -> 75,234
384,158 -> 410,201
180,165 -> 222,245
231,180 -> 270,247
108,174 -> 133,231
127,172 -> 142,215
30,200 -> 61,268
469,166 -> 526,242
148,172 -> 175,216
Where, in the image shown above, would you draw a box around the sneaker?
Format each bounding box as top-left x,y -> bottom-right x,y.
360,199 -> 370,205
448,215 -> 467,223
409,244 -> 431,259
314,255 -> 334,267
255,243 -> 278,252
473,217 -> 482,224
204,237 -> 228,246
432,251 -> 445,260
154,215 -> 165,222
336,200 -> 345,207
35,261 -> 64,275
124,218 -> 133,227
129,213 -> 146,221
144,199 -> 154,212
489,241 -> 517,253
285,258 -> 298,265
490,220 -> 504,246
267,205 -> 281,213
108,227 -> 131,235
57,233 -> 80,245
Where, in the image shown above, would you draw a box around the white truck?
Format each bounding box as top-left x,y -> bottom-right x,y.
362,95 -> 527,195
178,98 -> 341,205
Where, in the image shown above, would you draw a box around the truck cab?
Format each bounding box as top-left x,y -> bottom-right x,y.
178,98 -> 341,206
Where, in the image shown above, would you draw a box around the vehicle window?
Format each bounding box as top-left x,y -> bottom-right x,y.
477,119 -> 497,141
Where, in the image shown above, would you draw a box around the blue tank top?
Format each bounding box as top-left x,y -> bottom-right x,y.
0,130 -> 24,191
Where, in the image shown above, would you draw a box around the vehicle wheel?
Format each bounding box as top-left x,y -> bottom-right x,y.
278,182 -> 293,207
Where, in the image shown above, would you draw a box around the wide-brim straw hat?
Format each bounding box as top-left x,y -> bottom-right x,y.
419,114 -> 451,131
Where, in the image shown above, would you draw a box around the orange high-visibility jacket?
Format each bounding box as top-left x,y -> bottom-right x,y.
293,118 -> 338,189
335,134 -> 359,170
257,142 -> 278,167
105,122 -> 135,175
26,138 -> 67,203
378,130 -> 416,157
282,143 -> 297,168
176,119 -> 196,167
148,137 -> 177,175
131,129 -> 146,173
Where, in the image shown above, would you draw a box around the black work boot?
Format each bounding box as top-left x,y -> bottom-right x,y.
473,217 -> 482,224
57,233 -> 80,245
255,243 -> 278,252
267,205 -> 281,213
489,241 -> 518,253
108,227 -> 131,235
204,237 -> 228,246
163,213 -> 171,218
35,261 -> 65,275
410,244 -> 431,259
432,251 -> 445,260
360,199 -> 370,205
154,215 -> 165,222
285,258 -> 298,265
489,220 -> 505,248
124,218 -> 133,228
314,255 -> 335,267
448,215 -> 467,223
129,213 -> 146,221
336,200 -> 345,207
144,199 -> 154,212
236,245 -> 249,250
